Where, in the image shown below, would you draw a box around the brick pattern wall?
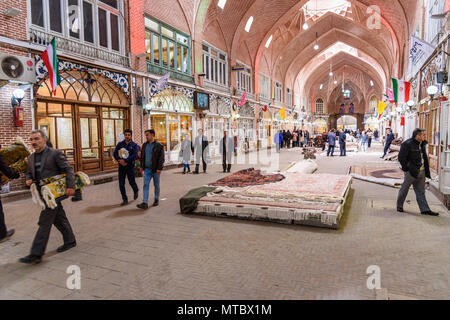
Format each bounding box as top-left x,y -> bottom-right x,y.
0,0 -> 28,41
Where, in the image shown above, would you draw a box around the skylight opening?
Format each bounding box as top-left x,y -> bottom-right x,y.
218,0 -> 227,9
302,0 -> 352,21
245,16 -> 254,32
265,35 -> 273,48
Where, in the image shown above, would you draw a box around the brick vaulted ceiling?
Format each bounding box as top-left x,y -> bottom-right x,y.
189,0 -> 420,103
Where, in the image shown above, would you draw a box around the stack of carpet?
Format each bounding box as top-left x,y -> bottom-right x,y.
302,147 -> 317,159
180,168 -> 352,229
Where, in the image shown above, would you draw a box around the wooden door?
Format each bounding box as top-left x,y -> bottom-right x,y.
76,106 -> 102,173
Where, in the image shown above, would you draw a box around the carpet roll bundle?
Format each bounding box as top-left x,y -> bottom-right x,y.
0,138 -> 30,186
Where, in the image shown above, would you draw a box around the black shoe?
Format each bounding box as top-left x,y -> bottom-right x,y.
134,192 -> 139,200
152,200 -> 159,207
57,241 -> 77,253
0,229 -> 15,243
193,171 -> 199,174
421,211 -> 439,216
137,202 -> 149,210
182,171 -> 186,174
19,254 -> 42,265
397,208 -> 404,212
120,200 -> 128,206
227,170 -> 231,173
71,196 -> 82,202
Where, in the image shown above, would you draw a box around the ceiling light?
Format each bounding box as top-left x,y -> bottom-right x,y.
265,35 -> 273,48
314,32 -> 319,50
245,16 -> 254,32
320,84 -> 323,90
370,80 -> 374,86
329,71 -> 333,76
302,22 -> 309,30
334,80 -> 337,85
218,0 -> 227,9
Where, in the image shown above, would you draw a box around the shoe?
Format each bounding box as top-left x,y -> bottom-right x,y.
0,229 -> 15,243
421,211 -> 439,216
152,200 -> 159,207
71,196 -> 82,202
397,208 -> 404,213
193,171 -> 199,174
19,254 -> 42,265
134,192 -> 139,200
227,170 -> 231,173
57,241 -> 77,253
137,202 -> 149,210
182,171 -> 186,174
120,200 -> 128,206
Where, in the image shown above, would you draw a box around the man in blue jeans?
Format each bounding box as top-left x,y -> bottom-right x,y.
113,129 -> 139,206
137,129 -> 165,210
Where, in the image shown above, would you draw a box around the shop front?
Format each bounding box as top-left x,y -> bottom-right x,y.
205,95 -> 232,156
233,102 -> 255,153
148,88 -> 195,162
35,62 -> 130,174
418,99 -> 440,172
364,116 -> 379,131
262,108 -> 274,148
313,118 -> 327,135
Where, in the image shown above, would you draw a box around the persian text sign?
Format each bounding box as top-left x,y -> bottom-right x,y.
409,35 -> 434,78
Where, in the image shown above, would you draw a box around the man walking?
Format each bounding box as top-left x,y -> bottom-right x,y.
0,154 -> 19,243
220,130 -> 234,173
327,129 -> 336,156
339,129 -> 346,156
361,130 -> 368,152
137,129 -> 164,210
381,128 -> 395,158
113,129 -> 139,206
274,130 -> 282,153
193,129 -> 209,174
396,128 -> 438,216
20,130 -> 77,264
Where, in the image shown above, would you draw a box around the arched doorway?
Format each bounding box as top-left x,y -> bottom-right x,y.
365,116 -> 379,130
337,115 -> 357,131
313,118 -> 327,134
36,70 -> 130,173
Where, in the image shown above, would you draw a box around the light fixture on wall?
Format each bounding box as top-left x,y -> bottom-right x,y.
218,0 -> 227,9
245,16 -> 254,32
303,22 -> 309,30
3,7 -> 22,17
265,35 -> 273,48
319,84 -> 323,90
313,32 -> 319,50
11,88 -> 25,107
329,63 -> 333,77
427,85 -> 439,99
370,80 -> 374,86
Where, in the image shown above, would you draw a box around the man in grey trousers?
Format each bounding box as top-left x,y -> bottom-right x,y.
20,130 -> 77,264
396,128 -> 438,216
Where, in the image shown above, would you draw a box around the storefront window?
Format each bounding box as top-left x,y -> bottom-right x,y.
169,114 -> 179,151
150,89 -> 194,112
151,113 -> 167,150
180,115 -> 192,141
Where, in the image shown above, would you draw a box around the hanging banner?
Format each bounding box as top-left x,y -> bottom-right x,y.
237,91 -> 246,106
377,101 -> 387,119
408,35 -> 434,78
387,88 -> 395,103
279,107 -> 286,120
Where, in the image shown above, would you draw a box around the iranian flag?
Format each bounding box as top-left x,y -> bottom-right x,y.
392,78 -> 410,104
41,37 -> 61,94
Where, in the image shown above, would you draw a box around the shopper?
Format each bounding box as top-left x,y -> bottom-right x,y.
0,154 -> 19,243
292,130 -> 298,148
339,129 -> 347,156
193,129 -> 209,174
113,129 -> 139,206
20,130 -> 77,264
327,129 -> 336,157
381,128 -> 395,158
396,128 -> 438,216
179,133 -> 192,174
367,129 -> 373,148
361,130 -> 368,152
374,129 -> 379,141
220,130 -> 234,173
137,129 -> 165,209
274,130 -> 282,153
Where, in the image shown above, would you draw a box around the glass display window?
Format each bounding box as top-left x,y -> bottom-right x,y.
151,113 -> 167,150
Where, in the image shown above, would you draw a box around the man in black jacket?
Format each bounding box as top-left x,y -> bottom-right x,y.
339,130 -> 347,156
381,128 -> 394,158
396,128 -> 438,216
137,129 -> 165,209
0,154 -> 20,243
21,130 -> 77,264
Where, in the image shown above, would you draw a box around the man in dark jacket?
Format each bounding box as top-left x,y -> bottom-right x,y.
381,128 -> 395,158
396,128 -> 438,216
327,129 -> 337,156
20,130 -> 77,264
113,129 -> 139,206
137,129 -> 165,209
339,130 -> 347,156
0,154 -> 20,243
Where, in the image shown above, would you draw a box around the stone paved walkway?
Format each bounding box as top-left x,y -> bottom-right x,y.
0,143 -> 448,300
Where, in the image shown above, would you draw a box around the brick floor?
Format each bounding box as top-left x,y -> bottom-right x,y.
0,143 -> 448,300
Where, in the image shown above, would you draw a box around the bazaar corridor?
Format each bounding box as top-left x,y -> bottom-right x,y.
0,144 -> 448,300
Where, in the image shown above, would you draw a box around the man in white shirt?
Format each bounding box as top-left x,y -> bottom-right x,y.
193,129 -> 209,174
